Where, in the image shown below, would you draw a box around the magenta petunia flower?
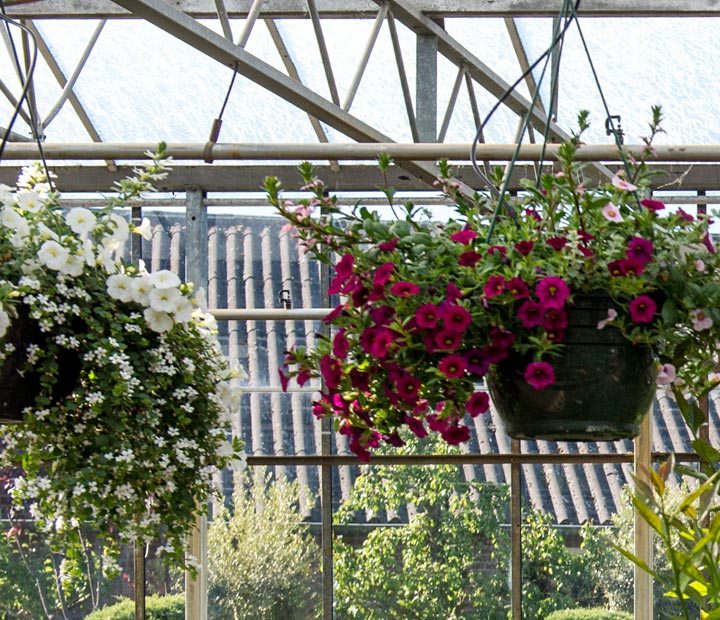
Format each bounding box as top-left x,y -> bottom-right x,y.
506,277 -> 530,299
466,391 -> 490,417
490,327 -> 515,348
514,240 -> 535,256
626,237 -> 654,264
628,295 -> 657,323
465,348 -> 490,376
446,282 -> 463,303
373,262 -> 395,286
517,299 -> 544,328
487,245 -> 507,259
607,259 -> 625,277
703,232 -> 716,254
278,369 -> 289,392
404,414 -> 428,438
524,361 -> 556,389
334,253 -> 354,279
369,305 -> 395,326
296,369 -> 311,386
547,236 -> 568,251
426,413 -> 448,433
543,308 -> 568,330
333,329 -> 350,358
441,423 -> 471,445
535,276 -> 570,309
378,237 -> 399,251
458,250 -> 483,267
320,354 -> 342,389
484,274 -> 506,298
390,280 -> 420,296
360,326 -> 397,358
349,368 -> 370,391
677,208 -> 694,222
438,354 -> 467,378
443,305 -> 472,333
451,227 -> 478,244
415,303 -> 440,329
640,198 -> 665,212
434,329 -> 462,351
396,373 -> 421,402
618,257 -> 647,276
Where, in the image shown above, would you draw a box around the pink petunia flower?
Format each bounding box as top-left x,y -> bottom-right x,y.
611,174 -> 638,192
506,277 -> 530,299
628,295 -> 657,323
373,262 -> 395,286
524,361 -> 556,389
677,208 -> 694,222
602,202 -> 624,222
434,329 -> 462,351
517,299 -> 544,328
656,363 -> 676,386
691,308 -> 713,331
396,373 -> 421,402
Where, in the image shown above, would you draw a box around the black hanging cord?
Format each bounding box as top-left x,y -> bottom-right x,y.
0,3 -> 53,188
204,65 -> 239,163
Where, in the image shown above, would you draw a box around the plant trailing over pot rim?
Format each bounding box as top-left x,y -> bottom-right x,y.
0,149 -> 245,570
272,107 -> 720,461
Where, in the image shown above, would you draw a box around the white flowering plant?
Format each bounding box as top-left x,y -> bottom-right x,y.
0,148 -> 244,569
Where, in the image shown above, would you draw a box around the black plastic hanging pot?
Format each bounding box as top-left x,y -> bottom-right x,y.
486,293 -> 657,441
0,307 -> 81,424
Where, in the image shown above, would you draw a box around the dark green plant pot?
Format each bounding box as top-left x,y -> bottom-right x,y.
486,293 -> 658,441
0,308 -> 81,424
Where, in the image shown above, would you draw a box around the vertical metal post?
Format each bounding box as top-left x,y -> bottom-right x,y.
415,24 -> 439,143
319,238 -> 334,620
634,409 -> 653,620
185,188 -> 208,620
511,438 -> 523,620
134,543 -> 146,620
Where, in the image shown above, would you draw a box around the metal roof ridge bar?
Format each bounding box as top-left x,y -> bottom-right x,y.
5,142 -> 720,161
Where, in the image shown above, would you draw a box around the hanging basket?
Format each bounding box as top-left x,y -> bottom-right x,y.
0,308 -> 81,424
486,293 -> 657,441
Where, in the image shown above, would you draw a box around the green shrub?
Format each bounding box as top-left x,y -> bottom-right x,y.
544,609 -> 632,620
83,594 -> 184,620
208,469 -> 320,620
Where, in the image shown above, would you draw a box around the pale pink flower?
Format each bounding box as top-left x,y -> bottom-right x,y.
597,308 -> 618,330
601,203 -> 623,223
611,174 -> 638,192
656,363 -> 676,386
691,308 -> 713,331
695,259 -> 706,272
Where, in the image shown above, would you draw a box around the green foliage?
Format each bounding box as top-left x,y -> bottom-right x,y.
0,515 -> 111,620
544,608 -> 632,620
207,469 -> 320,620
332,433 -> 610,619
83,594 -> 184,620
333,436 -> 509,620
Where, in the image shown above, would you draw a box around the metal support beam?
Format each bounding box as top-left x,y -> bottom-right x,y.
415,24 -> 438,142
9,1 -> 720,19
107,0 -> 441,186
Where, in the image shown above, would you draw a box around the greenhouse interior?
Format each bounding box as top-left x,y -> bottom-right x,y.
5,1 -> 720,619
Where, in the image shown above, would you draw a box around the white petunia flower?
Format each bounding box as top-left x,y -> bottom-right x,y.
0,206 -> 30,245
65,207 -> 97,236
60,254 -> 84,277
15,189 -> 47,213
107,273 -> 135,302
132,217 -> 153,240
131,275 -> 153,305
149,285 -> 182,313
144,307 -> 174,333
173,297 -> 194,323
107,213 -> 129,244
0,183 -> 13,205
149,269 -> 181,289
0,305 -> 9,338
38,239 -> 70,271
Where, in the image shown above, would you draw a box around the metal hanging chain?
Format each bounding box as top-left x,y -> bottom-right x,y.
0,3 -> 52,188
479,0 -> 579,243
